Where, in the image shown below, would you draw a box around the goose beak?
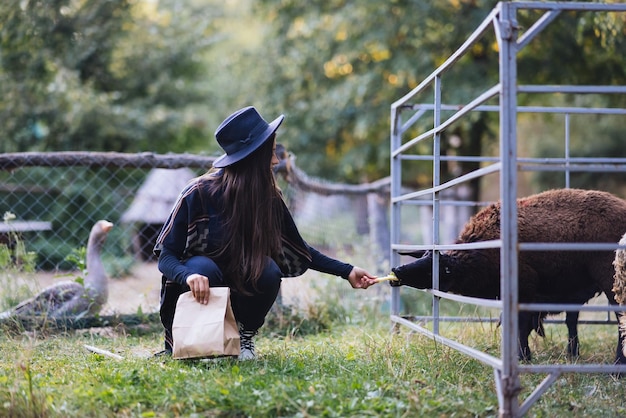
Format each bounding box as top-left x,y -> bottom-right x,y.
101,221 -> 114,233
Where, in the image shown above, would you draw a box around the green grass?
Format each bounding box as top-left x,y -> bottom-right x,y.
2,262 -> 626,417
0,324 -> 493,417
2,311 -> 626,417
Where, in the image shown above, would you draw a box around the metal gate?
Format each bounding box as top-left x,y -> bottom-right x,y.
389,2 -> 626,416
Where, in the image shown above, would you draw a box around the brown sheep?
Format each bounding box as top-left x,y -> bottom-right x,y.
392,188 -> 626,365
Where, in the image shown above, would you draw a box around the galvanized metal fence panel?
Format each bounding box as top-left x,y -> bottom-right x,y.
0,151 -> 390,317
390,2 -> 626,417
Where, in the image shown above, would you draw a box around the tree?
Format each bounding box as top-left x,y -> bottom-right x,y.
249,0 -> 625,198
0,0 -> 228,269
0,0 -> 221,154
516,4 -> 626,196
249,0 -> 501,187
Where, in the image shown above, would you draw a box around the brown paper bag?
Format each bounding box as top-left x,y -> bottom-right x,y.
172,288 -> 240,359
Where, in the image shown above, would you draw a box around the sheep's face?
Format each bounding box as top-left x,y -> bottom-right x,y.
392,251 -> 455,291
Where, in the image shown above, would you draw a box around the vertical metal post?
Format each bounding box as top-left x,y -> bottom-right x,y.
390,107 -> 402,317
498,3 -> 521,417
564,113 -> 571,188
432,76 -> 442,334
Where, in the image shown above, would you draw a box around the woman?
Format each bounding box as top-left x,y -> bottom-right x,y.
155,106 -> 377,360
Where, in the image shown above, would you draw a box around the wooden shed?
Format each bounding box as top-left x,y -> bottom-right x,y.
121,168 -> 197,260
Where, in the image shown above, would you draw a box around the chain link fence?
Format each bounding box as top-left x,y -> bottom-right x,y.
1,151 -> 417,316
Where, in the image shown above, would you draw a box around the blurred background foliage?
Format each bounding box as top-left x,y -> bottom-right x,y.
0,0 -> 624,193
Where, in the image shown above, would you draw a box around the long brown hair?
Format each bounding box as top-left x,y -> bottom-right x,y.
201,136 -> 283,294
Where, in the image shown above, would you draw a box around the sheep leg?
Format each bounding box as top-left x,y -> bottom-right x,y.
518,311 -> 534,362
599,288 -> 626,371
609,310 -> 626,378
604,298 -> 626,375
588,255 -> 626,372
565,311 -> 580,358
614,311 -> 626,371
531,312 -> 545,337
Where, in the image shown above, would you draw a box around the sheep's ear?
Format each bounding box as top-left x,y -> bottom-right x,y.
398,250 -> 427,259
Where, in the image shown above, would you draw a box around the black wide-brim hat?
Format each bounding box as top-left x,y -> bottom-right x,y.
212,106 -> 284,168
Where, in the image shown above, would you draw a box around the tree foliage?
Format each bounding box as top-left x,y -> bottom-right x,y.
248,0 -> 499,184
515,4 -> 626,195
0,0 -> 624,192
0,0 -> 227,268
0,0 -> 221,154
250,0 -> 625,193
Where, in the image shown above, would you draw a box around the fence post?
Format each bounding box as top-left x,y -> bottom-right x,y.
497,3 -> 521,417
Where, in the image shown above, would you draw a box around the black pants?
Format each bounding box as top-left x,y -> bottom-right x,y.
159,256 -> 282,352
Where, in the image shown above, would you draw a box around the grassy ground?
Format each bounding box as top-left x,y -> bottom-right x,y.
2,260 -> 626,417
2,299 -> 626,417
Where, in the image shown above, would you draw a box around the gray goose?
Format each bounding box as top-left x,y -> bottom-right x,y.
0,220 -> 113,319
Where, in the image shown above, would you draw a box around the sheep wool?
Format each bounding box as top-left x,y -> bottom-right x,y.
613,232 -> 626,354
613,233 -> 626,304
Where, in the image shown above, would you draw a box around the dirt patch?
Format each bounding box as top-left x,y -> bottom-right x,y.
104,262 -> 162,314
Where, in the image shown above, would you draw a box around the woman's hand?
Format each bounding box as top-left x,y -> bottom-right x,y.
347,266 -> 377,289
186,273 -> 210,304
